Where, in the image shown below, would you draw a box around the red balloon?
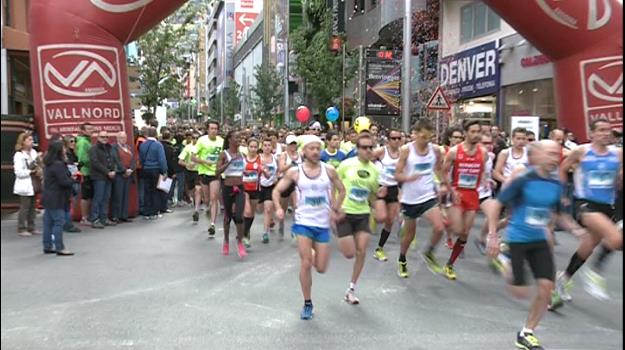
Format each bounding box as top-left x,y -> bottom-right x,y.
296,106 -> 311,123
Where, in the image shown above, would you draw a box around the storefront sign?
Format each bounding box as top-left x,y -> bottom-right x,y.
439,42 -> 499,101
521,54 -> 550,67
510,116 -> 540,139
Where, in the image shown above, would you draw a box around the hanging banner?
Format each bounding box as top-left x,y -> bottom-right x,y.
365,49 -> 402,116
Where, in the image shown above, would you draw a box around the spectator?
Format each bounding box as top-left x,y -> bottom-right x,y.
62,136 -> 81,233
111,131 -> 135,223
75,123 -> 95,225
88,130 -> 117,229
135,126 -> 148,215
41,140 -> 77,256
564,130 -> 578,150
139,127 -> 168,220
526,130 -> 536,142
160,130 -> 177,213
13,132 -> 41,236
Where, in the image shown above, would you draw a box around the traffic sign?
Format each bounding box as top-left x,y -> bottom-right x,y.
426,86 -> 451,110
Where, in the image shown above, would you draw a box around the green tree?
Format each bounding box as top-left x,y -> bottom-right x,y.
291,3 -> 357,114
250,63 -> 283,124
137,2 -> 198,114
223,79 -> 241,121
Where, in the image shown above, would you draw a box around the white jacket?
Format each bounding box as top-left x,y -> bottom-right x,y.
13,149 -> 38,196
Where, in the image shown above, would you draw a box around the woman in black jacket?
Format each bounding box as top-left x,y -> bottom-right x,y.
41,140 -> 77,256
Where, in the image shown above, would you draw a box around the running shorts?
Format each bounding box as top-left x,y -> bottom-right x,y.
401,198 -> 438,219
336,214 -> 371,237
377,185 -> 399,203
292,224 -> 330,243
454,189 -> 480,212
508,240 -> 555,286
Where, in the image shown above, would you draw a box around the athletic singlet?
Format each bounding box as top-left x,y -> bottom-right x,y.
260,154 -> 278,187
283,151 -> 302,170
294,163 -> 332,228
400,143 -> 437,205
273,143 -> 284,155
242,155 -> 262,192
478,152 -> 495,199
503,147 -> 529,178
223,150 -> 245,177
378,146 -> 399,186
574,145 -> 620,205
452,143 -> 484,191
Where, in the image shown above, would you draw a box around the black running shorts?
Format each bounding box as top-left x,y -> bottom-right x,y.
509,240 -> 555,286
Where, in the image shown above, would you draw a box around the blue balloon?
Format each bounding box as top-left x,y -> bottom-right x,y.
326,107 -> 339,122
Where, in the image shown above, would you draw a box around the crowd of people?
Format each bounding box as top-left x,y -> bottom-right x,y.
12,116 -> 622,350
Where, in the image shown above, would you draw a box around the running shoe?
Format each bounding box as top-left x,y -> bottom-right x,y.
237,241 -> 248,259
262,233 -> 270,244
443,264 -> 457,280
555,271 -> 573,302
397,261 -> 409,278
489,257 -> 504,274
192,211 -> 199,223
373,247 -> 388,261
515,331 -> 544,350
344,288 -> 360,305
208,224 -> 216,239
582,267 -> 610,300
445,237 -> 453,249
242,237 -> 251,248
300,303 -> 314,320
474,237 -> 486,255
222,242 -> 230,256
548,290 -> 564,311
422,251 -> 443,274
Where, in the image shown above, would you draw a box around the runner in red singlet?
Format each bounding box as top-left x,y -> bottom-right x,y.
441,120 -> 488,280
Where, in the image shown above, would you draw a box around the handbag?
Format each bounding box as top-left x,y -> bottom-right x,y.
31,172 -> 42,194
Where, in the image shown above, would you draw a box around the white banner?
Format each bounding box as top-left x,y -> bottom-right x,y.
510,116 -> 540,140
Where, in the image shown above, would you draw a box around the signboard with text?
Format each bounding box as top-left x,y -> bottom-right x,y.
511,116 -> 540,139
439,41 -> 499,101
234,0 -> 261,47
365,50 -> 401,116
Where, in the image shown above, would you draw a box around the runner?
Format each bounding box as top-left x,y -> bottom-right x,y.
493,127 -> 529,184
178,131 -> 201,223
335,132 -> 383,304
474,132 -> 498,255
441,120 -> 488,280
484,140 -> 588,350
551,118 -> 622,307
320,131 -> 346,168
272,135 -> 345,320
259,138 -> 279,241
393,120 -> 447,277
278,134 -> 303,238
371,128 -> 402,262
242,138 -> 263,247
192,120 -> 224,238
441,127 -> 464,249
215,130 -> 247,259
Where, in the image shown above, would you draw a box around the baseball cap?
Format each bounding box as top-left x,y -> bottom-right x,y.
310,121 -> 321,130
286,135 -> 298,145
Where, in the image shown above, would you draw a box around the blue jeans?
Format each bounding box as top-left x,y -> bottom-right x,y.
142,169 -> 160,216
89,179 -> 112,223
111,174 -> 130,220
43,209 -> 65,251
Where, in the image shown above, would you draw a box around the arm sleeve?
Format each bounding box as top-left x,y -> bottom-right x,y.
158,144 -> 168,175
496,174 -> 527,206
13,153 -> 31,179
54,163 -> 75,189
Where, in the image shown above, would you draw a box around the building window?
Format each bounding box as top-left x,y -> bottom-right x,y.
353,0 -> 365,15
460,2 -> 500,43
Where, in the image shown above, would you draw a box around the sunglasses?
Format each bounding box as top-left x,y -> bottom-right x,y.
451,136 -> 464,139
69,140 -> 76,143
389,137 -> 401,141
358,145 -> 373,150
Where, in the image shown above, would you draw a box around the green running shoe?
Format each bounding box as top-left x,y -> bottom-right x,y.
515,331 -> 544,350
397,261 -> 409,278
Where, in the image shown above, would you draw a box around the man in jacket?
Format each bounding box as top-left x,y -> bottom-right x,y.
139,127 -> 168,219
88,130 -> 117,228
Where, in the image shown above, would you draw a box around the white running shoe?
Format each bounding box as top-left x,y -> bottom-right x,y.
582,267 -> 610,300
344,288 -> 360,305
555,271 -> 573,302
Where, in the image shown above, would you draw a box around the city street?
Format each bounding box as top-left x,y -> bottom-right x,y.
1,208 -> 622,350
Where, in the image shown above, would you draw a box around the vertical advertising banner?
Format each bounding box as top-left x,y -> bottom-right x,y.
365,50 -> 402,116
234,0 -> 262,47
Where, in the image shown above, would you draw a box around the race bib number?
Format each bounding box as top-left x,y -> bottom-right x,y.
305,196 -> 327,207
349,187 -> 370,203
458,174 -> 478,189
384,166 -> 396,176
243,171 -> 258,183
525,207 -> 551,226
414,163 -> 432,175
231,159 -> 245,171
588,170 -> 615,188
206,153 -> 219,163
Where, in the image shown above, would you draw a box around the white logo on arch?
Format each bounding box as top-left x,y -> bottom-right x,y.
44,50 -> 117,97
90,0 -> 153,13
588,60 -> 623,102
535,0 -> 612,30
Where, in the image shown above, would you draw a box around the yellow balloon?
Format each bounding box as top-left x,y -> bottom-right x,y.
353,116 -> 371,134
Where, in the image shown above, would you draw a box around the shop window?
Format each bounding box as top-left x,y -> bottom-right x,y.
353,0 -> 365,16
460,2 -> 501,43
502,79 -> 556,134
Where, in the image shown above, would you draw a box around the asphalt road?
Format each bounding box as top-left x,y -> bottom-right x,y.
1,207 -> 622,350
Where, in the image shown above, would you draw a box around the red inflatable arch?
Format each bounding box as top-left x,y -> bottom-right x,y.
28,0 -> 186,218
484,0 -> 623,141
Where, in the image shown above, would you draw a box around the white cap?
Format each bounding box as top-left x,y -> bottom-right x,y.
310,121 -> 321,130
300,135 -> 322,148
286,135 -> 298,145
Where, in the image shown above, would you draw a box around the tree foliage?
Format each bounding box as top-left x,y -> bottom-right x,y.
250,62 -> 283,123
137,2 -> 198,117
291,2 -> 357,113
209,79 -> 241,124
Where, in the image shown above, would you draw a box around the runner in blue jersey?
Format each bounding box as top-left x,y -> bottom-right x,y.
485,140 -> 588,350
551,118 -> 622,305
320,131 -> 346,168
